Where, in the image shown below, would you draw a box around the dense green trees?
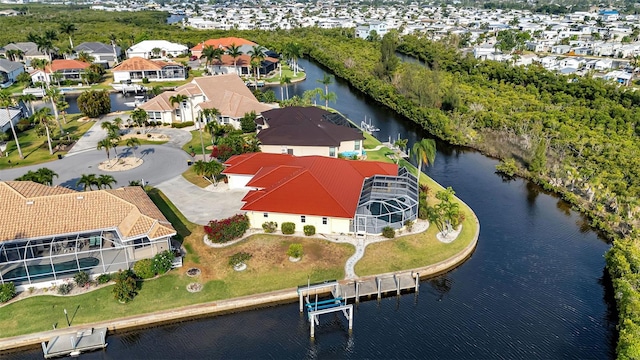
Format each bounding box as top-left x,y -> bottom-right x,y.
77,90 -> 110,118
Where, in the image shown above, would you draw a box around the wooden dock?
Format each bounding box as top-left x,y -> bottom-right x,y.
335,271 -> 420,302
42,327 -> 107,358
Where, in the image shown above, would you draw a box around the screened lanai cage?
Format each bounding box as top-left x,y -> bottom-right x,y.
353,167 -> 419,234
0,230 -> 170,288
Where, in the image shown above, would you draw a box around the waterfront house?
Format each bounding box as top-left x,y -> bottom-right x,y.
355,21 -> 388,39
0,104 -> 26,133
126,40 -> 188,59
1,42 -> 50,65
223,153 -> 418,235
190,37 -> 279,76
111,57 -> 186,83
0,58 -> 24,88
139,74 -> 272,126
0,181 -> 176,291
74,42 -> 121,67
257,106 -> 365,158
28,59 -> 91,85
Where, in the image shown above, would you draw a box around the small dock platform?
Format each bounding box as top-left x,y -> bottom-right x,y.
381,142 -> 409,159
42,327 -> 107,358
336,271 -> 420,301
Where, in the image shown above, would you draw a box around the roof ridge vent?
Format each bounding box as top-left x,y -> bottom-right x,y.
26,200 -> 34,205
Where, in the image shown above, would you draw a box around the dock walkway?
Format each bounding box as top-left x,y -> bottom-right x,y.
42,327 -> 107,358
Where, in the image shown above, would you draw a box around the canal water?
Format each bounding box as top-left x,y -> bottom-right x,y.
6,59 -> 616,359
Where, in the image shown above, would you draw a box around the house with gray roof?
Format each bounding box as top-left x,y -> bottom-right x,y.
257,106 -> 364,158
1,42 -> 50,64
74,42 -> 121,67
0,58 -> 24,88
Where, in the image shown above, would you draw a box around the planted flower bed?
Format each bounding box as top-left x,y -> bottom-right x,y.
204,214 -> 250,243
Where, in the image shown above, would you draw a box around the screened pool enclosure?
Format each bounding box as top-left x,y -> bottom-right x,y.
0,230 -> 170,287
353,167 -> 419,234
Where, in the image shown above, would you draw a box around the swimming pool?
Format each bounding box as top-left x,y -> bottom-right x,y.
2,257 -> 100,281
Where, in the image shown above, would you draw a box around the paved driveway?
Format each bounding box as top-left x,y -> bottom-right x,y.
156,176 -> 249,225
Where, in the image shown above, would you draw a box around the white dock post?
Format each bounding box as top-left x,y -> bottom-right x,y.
310,315 -> 315,338
355,282 -> 360,303
299,291 -> 304,312
396,275 -> 400,295
350,306 -> 354,329
415,272 -> 419,292
377,277 -> 381,298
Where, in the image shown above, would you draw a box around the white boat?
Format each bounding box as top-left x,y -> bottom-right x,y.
124,96 -> 147,108
361,116 -> 380,133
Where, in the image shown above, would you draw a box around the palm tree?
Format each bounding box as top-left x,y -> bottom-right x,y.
200,45 -> 224,74
317,74 -> 333,108
45,87 -> 63,133
108,33 -> 119,63
0,90 -> 23,159
193,160 -> 224,186
320,91 -> 337,108
202,107 -> 221,145
32,107 -> 54,154
282,76 -> 291,100
169,94 -> 188,123
57,100 -> 69,123
97,138 -> 113,162
77,173 -> 98,191
412,138 -> 437,208
97,174 -> 117,189
247,45 -> 266,83
113,117 -> 123,129
59,22 -> 77,48
34,167 -> 58,186
286,42 -> 303,75
151,47 -> 161,58
226,43 -> 243,75
126,137 -> 141,160
77,51 -> 95,63
130,108 -> 148,131
19,94 -> 37,116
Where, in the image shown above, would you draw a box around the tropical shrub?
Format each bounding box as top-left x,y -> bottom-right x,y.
262,221 -> 278,233
171,121 -> 194,128
404,220 -> 414,232
133,258 -> 156,279
281,222 -> 296,235
97,274 -> 112,284
496,158 -> 518,178
142,77 -> 149,84
77,89 -> 110,118
74,271 -> 91,287
0,282 -> 16,303
57,283 -> 73,295
204,214 -> 250,243
228,252 -> 252,267
382,226 -> 395,238
287,243 -> 303,259
303,225 -> 316,236
153,250 -> 175,274
113,270 -> 137,303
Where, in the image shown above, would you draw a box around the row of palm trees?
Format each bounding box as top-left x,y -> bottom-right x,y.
200,43 -> 243,75
76,173 -> 117,191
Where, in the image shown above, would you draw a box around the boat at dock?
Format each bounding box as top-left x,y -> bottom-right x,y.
124,95 -> 147,108
42,327 -> 108,358
361,116 -> 380,133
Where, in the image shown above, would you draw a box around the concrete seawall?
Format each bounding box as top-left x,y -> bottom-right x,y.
0,209 -> 480,352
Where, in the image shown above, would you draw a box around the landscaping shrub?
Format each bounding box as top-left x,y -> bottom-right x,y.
404,220 -> 414,232
97,274 -> 111,284
287,243 -> 303,259
303,225 -> 316,236
57,283 -> 73,295
262,221 -> 278,233
133,258 -> 156,279
142,77 -> 149,84
113,270 -> 137,303
382,226 -> 396,238
204,214 -> 250,243
0,282 -> 16,303
228,252 -> 252,267
153,250 -> 175,274
74,271 -> 91,287
281,222 -> 296,235
171,121 -> 194,129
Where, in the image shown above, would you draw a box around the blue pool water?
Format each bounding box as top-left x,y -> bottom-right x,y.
3,257 -> 99,281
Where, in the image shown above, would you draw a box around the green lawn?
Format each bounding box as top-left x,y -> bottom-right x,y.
0,115 -> 94,170
181,130 -> 212,155
181,166 -> 212,188
263,64 -> 306,83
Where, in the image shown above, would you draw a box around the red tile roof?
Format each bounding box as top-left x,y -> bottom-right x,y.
112,57 -> 181,71
47,59 -> 90,72
223,153 -> 398,218
191,37 -> 257,52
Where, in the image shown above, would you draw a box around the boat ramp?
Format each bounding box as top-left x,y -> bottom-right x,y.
41,327 -> 107,358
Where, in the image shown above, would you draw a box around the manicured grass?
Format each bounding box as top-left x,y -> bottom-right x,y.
263,64 -> 306,83
181,166 -> 212,188
0,115 -> 94,170
181,130 -> 213,155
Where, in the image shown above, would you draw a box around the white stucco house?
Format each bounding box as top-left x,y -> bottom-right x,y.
126,40 -> 188,59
